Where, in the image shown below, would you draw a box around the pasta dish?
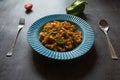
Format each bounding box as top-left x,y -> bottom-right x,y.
38,20 -> 82,52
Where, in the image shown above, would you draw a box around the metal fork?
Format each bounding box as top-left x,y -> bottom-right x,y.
6,18 -> 25,57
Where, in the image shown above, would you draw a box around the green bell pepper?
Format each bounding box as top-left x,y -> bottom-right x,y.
66,0 -> 87,16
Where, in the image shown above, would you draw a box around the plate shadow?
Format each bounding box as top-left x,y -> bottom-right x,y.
32,45 -> 97,80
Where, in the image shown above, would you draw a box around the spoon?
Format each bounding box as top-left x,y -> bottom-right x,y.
98,19 -> 118,60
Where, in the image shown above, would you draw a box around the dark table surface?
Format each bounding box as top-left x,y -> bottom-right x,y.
0,0 -> 120,80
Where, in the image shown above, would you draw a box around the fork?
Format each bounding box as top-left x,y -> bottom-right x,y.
6,18 -> 25,57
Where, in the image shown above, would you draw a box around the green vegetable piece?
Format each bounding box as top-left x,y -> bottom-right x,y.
72,35 -> 78,46
61,22 -> 64,26
47,31 -> 57,35
54,39 -> 65,45
66,0 -> 87,15
42,29 -> 47,32
63,31 -> 68,39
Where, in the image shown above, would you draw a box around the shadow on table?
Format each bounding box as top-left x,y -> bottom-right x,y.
25,10 -> 33,14
32,45 -> 97,80
77,13 -> 88,21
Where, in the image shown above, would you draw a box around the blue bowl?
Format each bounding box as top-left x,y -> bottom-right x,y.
27,14 -> 94,60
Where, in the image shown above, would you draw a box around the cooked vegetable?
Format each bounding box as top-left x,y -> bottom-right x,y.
54,39 -> 65,45
63,31 -> 68,39
47,31 -> 57,35
66,0 -> 87,15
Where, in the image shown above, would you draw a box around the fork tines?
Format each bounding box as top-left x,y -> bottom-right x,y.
19,18 -> 25,25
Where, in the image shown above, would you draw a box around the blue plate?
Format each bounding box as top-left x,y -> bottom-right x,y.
27,14 -> 94,60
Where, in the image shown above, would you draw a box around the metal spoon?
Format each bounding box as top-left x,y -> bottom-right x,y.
98,19 -> 118,60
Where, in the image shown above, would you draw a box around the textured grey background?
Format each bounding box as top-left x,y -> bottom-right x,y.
0,0 -> 120,80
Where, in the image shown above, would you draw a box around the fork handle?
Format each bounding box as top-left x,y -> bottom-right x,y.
6,26 -> 22,57
105,32 -> 118,60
